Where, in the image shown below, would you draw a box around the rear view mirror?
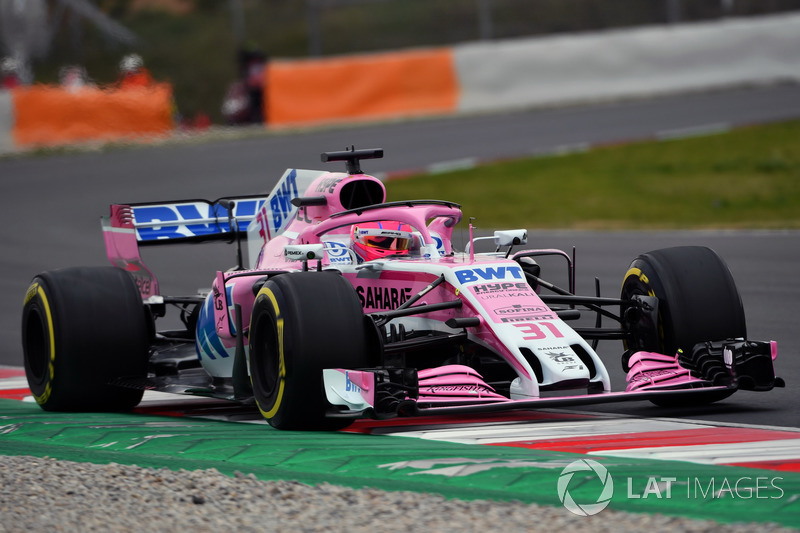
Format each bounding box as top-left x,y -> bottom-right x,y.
494,230 -> 527,247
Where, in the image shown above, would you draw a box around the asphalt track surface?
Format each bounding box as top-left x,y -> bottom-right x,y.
0,83 -> 798,427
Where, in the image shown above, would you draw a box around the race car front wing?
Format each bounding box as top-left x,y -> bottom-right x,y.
322,338 -> 784,419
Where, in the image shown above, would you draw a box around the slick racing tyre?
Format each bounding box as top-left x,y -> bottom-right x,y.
249,272 -> 372,430
22,267 -> 149,411
621,246 -> 746,406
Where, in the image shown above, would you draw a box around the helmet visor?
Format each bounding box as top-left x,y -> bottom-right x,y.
360,235 -> 411,251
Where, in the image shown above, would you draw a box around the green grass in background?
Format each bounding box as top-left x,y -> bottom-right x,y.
385,120 -> 800,230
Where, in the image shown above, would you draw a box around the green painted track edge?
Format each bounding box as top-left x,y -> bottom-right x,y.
1,399 -> 797,528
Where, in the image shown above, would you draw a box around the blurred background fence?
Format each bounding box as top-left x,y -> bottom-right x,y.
300,0 -> 800,56
2,0 -> 800,126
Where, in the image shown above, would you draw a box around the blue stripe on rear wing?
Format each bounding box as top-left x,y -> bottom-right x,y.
124,195 -> 269,244
121,168 -> 326,245
102,168 -> 328,297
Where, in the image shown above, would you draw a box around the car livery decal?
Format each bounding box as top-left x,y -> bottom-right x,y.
246,169 -> 326,269
454,265 -> 524,285
471,281 -> 534,299
493,304 -> 556,323
266,169 -> 300,235
226,283 -> 237,335
196,292 -> 235,361
133,200 -> 265,241
356,285 -> 413,311
323,239 -> 352,265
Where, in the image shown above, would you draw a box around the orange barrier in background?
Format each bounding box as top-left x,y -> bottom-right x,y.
12,84 -> 174,147
266,48 -> 458,127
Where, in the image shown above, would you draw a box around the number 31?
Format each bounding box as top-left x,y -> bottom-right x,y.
514,322 -> 563,340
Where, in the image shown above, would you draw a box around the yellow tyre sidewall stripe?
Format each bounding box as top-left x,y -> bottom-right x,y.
253,286 -> 286,421
622,267 -> 656,297
24,283 -> 56,405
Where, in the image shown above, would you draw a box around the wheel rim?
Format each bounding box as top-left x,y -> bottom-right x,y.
621,273 -> 662,353
23,306 -> 49,387
253,313 -> 280,399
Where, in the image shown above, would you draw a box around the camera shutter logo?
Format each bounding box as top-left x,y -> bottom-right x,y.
557,459 -> 614,516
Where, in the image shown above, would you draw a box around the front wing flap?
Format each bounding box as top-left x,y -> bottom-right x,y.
323,380 -> 739,420
323,338 -> 784,420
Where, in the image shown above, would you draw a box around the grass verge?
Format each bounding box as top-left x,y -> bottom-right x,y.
386,120 -> 800,230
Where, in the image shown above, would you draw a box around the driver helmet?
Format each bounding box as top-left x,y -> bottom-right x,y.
352,221 -> 413,261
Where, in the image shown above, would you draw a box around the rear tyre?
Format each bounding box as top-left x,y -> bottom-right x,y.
249,272 -> 371,430
22,267 -> 149,411
621,246 -> 746,406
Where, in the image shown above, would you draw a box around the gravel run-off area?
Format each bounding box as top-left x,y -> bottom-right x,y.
0,455 -> 796,532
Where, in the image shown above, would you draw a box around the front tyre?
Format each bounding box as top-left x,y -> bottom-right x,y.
22,267 -> 149,411
249,272 -> 372,430
621,246 -> 746,406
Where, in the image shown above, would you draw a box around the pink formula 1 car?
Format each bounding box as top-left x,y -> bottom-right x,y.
22,148 -> 784,429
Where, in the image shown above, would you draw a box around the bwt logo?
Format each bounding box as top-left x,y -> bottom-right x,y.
455,266 -> 523,284
344,372 -> 361,393
269,170 -> 299,231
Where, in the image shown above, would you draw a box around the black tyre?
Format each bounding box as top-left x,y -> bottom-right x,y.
248,272 -> 372,430
22,267 -> 149,411
621,246 -> 746,406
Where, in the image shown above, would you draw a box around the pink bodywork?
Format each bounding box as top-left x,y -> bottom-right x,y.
417,365 -> 508,403
103,170 -> 747,403
625,351 -> 708,392
102,204 -> 160,299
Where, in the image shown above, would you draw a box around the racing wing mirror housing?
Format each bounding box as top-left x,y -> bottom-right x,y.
494,230 -> 527,247
465,229 -> 528,255
284,244 -> 326,271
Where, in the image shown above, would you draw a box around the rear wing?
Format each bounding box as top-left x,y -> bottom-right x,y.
107,195 -> 269,245
101,168 -> 324,299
